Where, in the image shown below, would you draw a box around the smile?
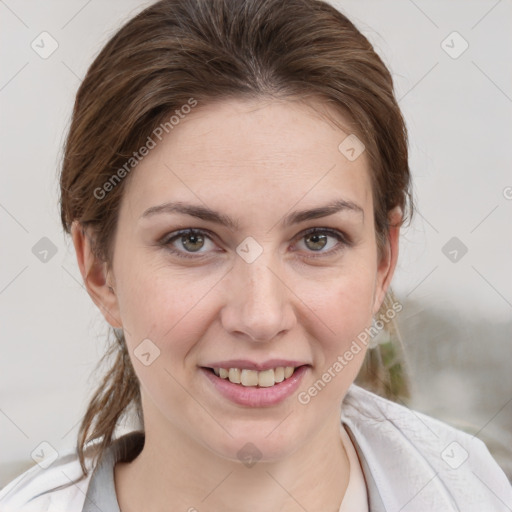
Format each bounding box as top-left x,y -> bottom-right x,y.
211,366 -> 298,387
200,365 -> 310,407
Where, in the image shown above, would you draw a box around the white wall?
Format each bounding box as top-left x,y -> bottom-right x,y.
1,0 -> 511,486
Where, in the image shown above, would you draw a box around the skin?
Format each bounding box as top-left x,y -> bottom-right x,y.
72,96 -> 401,512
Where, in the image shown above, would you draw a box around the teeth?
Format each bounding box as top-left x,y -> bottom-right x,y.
228,368 -> 241,383
284,366 -> 294,379
274,367 -> 284,383
240,369 -> 259,386
213,366 -> 298,387
257,369 -> 275,387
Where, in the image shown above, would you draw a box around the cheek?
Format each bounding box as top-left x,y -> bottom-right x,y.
115,259 -> 219,351
115,268 -> 213,413
302,266 -> 375,366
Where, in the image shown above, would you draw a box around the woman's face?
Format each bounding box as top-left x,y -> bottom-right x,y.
79,97 -> 399,462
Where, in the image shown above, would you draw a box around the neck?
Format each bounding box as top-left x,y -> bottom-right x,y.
114,408 -> 350,512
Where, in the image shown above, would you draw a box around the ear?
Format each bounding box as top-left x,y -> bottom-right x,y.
372,206 -> 402,315
71,220 -> 122,328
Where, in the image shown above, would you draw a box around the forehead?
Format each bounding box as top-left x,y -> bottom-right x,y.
121,97 -> 373,222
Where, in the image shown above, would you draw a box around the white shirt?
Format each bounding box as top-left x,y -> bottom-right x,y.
1,384 -> 511,511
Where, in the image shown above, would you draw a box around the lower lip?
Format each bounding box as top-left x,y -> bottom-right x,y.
200,366 -> 309,407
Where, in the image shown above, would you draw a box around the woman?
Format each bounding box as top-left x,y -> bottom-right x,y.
1,0 -> 510,510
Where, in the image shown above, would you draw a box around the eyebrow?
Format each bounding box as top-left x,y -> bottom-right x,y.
140,199 -> 364,230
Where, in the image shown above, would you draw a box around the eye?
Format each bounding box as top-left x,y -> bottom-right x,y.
292,227 -> 351,258
159,227 -> 351,260
159,228 -> 217,259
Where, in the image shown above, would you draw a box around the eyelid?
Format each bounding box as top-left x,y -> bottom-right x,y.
298,226 -> 352,245
159,227 -> 215,245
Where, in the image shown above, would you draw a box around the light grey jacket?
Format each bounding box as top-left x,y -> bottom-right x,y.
0,384 -> 511,511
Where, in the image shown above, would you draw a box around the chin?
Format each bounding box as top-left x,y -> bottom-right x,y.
203,429 -> 298,465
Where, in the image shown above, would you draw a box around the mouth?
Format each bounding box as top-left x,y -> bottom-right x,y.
200,364 -> 310,407
202,365 -> 309,388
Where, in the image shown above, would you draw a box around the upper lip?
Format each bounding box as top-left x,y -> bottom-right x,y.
202,359 -> 311,371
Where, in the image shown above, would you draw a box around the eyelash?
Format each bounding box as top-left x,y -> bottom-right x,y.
159,227 -> 351,260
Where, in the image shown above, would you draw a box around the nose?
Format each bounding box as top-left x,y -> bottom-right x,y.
220,251 -> 296,343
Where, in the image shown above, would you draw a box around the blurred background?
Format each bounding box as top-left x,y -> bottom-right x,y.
1,0 -> 511,487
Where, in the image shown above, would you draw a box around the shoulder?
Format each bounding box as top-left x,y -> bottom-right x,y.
0,432 -> 144,512
0,447 -> 94,512
341,384 -> 512,510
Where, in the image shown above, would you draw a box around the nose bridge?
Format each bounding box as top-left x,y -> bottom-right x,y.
222,246 -> 294,342
246,254 -> 280,304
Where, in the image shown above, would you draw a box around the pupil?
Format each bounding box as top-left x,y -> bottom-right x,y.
307,233 -> 327,251
183,234 -> 203,252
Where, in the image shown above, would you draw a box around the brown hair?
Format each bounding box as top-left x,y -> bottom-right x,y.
59,0 -> 413,479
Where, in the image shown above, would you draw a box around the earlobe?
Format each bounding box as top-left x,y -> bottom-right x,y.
372,206 -> 402,315
70,221 -> 122,328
